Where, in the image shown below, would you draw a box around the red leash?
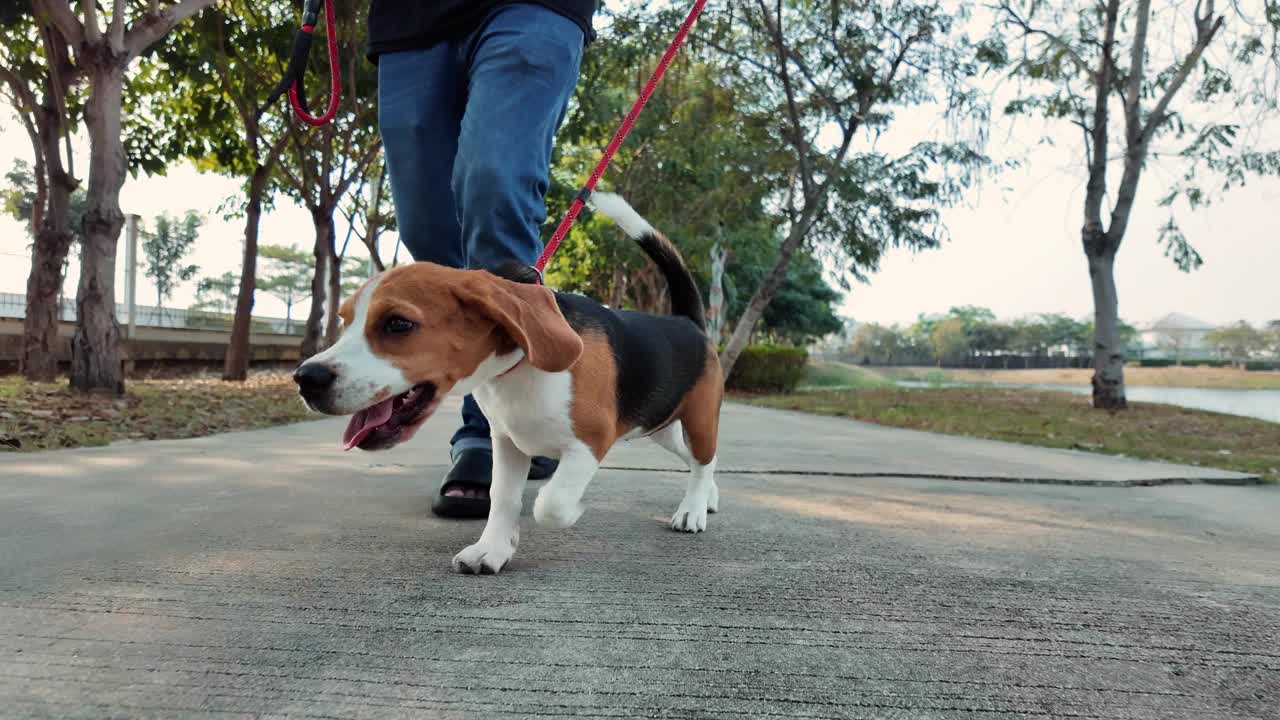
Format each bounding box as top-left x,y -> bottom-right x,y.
291,0 -> 341,126
266,0 -> 341,127
534,0 -> 709,276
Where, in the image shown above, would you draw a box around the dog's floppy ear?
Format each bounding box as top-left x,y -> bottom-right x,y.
456,273 -> 583,372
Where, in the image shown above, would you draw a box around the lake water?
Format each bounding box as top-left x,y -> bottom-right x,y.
895,381 -> 1280,424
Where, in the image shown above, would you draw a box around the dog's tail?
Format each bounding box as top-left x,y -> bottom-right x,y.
590,192 -> 706,331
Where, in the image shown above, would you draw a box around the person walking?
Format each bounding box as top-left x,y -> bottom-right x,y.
368,0 -> 597,517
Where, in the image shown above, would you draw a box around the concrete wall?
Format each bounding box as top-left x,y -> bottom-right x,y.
0,318 -> 301,375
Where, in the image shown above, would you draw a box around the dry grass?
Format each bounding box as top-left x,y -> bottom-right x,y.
0,372 -> 317,452
880,365 -> 1280,389
748,387 -> 1280,482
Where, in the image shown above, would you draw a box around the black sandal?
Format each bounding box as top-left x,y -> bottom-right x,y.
431,449 -> 558,518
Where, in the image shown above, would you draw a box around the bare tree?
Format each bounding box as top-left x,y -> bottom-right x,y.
995,0 -> 1279,408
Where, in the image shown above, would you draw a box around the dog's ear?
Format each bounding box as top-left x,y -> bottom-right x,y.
456,273 -> 583,373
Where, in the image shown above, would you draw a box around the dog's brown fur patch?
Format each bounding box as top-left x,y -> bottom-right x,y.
677,343 -> 724,465
568,330 -> 620,460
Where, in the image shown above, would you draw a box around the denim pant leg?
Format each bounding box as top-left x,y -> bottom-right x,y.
454,5 -> 585,272
377,44 -> 493,456
377,45 -> 465,268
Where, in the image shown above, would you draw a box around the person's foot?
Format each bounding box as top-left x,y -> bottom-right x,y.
431,448 -> 557,518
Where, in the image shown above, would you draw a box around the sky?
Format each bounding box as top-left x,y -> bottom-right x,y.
1,10 -> 1277,331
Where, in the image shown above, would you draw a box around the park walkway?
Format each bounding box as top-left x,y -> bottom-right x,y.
2,400 -> 1277,718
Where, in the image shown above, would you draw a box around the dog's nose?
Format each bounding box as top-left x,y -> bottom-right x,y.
293,363 -> 336,393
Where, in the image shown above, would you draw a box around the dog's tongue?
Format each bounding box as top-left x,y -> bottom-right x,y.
343,397 -> 396,451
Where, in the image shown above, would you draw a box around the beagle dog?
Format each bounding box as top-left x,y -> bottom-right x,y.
294,193 -> 723,574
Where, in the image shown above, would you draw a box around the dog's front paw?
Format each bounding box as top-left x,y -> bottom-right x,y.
533,487 -> 584,529
670,498 -> 709,533
452,541 -> 515,575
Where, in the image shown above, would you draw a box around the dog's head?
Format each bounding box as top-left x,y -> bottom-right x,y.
293,262 -> 582,451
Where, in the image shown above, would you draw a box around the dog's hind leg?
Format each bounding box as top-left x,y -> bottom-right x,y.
651,421 -> 717,532
453,433 -> 529,574
532,440 -> 600,529
657,351 -> 723,532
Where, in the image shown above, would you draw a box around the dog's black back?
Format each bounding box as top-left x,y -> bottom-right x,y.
485,261 -> 709,432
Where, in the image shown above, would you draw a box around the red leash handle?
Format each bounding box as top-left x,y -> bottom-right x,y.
289,0 -> 341,127
534,0 -> 709,275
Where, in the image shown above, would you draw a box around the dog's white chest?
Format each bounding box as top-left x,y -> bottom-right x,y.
473,368 -> 575,460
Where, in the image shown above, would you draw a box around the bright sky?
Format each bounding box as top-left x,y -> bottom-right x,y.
1,13 -> 1277,330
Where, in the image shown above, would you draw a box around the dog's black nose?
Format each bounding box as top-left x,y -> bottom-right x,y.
294,363 -> 336,392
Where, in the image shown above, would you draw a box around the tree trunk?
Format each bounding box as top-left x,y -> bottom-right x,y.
300,211 -> 334,359
20,40 -> 76,382
223,164 -> 271,381
325,220 -> 341,345
720,224 -> 807,376
364,163 -> 387,271
71,66 -> 126,395
1086,233 -> 1127,410
23,226 -> 73,380
21,141 -> 76,381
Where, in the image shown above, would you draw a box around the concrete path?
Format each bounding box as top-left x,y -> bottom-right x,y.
2,400 -> 1277,718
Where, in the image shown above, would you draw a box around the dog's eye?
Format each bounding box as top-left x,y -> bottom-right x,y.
382,315 -> 416,335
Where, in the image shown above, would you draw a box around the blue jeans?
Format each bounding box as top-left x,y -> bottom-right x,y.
378,4 -> 584,458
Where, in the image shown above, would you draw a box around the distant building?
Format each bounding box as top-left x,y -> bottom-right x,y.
1139,312 -> 1217,361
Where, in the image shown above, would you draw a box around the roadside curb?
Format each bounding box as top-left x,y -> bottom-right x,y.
600,465 -> 1267,487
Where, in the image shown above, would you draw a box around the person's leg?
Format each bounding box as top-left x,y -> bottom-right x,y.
436,5 -> 583,503
453,4 -> 585,272
377,45 -> 464,267
377,45 -> 494,458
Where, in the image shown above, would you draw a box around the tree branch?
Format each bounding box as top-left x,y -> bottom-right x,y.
1141,0 -> 1224,143
276,158 -> 309,207
696,35 -> 781,80
32,0 -> 85,48
997,1 -> 1091,75
1123,0 -> 1153,147
124,0 -> 220,60
210,12 -> 258,139
1082,0 -> 1120,234
109,0 -> 127,54
0,65 -> 39,118
81,0 -> 103,45
753,0 -> 814,196
41,26 -> 78,183
284,120 -> 320,208
333,139 -> 382,200
1110,0 -> 1224,245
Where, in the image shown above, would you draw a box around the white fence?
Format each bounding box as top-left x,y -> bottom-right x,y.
0,292 -> 303,336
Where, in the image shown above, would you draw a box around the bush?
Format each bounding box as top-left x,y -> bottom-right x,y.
1245,360 -> 1279,371
1138,358 -> 1235,368
726,345 -> 808,393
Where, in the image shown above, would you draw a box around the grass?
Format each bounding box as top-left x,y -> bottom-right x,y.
801,362 -> 895,389
748,386 -> 1280,482
877,365 -> 1280,390
0,372 -> 318,452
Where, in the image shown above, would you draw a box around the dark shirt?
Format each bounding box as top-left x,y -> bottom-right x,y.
367,0 -> 596,61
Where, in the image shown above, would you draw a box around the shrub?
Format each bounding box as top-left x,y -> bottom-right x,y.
1138,358 -> 1235,368
726,345 -> 808,393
